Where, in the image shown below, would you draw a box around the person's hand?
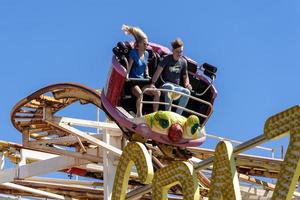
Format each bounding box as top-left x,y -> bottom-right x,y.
126,74 -> 129,80
186,84 -> 192,90
145,75 -> 151,79
149,83 -> 156,88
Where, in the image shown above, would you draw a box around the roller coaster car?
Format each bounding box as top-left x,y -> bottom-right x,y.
101,41 -> 217,158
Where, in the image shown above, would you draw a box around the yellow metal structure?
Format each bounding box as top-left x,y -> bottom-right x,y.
264,105 -> 300,200
152,161 -> 199,200
111,142 -> 153,200
208,141 -> 241,200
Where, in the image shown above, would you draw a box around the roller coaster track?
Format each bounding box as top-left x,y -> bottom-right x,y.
6,82 -> 292,199
10,83 -> 124,158
11,82 -> 101,145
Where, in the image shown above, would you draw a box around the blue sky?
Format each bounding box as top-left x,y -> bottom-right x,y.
1,1 -> 300,158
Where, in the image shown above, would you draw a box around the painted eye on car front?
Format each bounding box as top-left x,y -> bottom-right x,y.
182,115 -> 201,139
154,111 -> 170,129
191,123 -> 199,135
159,118 -> 169,129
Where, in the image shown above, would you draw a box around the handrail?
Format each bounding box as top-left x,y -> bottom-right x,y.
206,133 -> 275,158
140,87 -> 213,126
188,71 -> 215,97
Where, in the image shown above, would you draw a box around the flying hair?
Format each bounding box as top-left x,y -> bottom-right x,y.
122,24 -> 147,44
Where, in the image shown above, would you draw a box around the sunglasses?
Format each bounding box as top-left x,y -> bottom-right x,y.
174,49 -> 183,54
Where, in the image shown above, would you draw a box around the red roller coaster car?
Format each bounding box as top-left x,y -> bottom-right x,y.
101,41 -> 217,150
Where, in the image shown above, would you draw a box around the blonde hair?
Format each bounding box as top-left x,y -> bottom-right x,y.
122,24 -> 147,44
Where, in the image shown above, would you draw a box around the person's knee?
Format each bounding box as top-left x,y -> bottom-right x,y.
162,83 -> 174,90
149,89 -> 160,97
186,89 -> 191,95
131,85 -> 138,91
162,84 -> 174,98
182,88 -> 190,95
132,88 -> 142,97
155,90 -> 161,97
136,94 -> 142,100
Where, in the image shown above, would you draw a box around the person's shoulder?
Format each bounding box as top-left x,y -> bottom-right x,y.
162,54 -> 172,61
159,54 -> 171,64
166,54 -> 173,59
129,48 -> 138,58
180,56 -> 187,62
180,57 -> 188,66
130,48 -> 138,54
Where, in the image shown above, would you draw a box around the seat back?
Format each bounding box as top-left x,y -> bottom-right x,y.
112,41 -> 132,69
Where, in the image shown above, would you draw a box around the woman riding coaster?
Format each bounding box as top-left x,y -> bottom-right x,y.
122,25 -> 160,117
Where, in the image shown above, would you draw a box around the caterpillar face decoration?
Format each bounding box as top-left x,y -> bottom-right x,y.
135,111 -> 206,147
